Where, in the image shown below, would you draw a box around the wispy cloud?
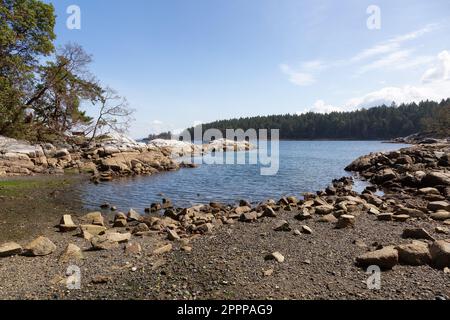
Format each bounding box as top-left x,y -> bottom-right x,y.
351,23 -> 439,62
280,64 -> 316,86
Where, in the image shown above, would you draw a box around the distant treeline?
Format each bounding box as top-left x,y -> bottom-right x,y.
186,99 -> 450,140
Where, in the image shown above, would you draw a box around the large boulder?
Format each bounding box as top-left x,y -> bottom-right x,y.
24,236 -> 56,256
430,240 -> 450,269
356,246 -> 399,269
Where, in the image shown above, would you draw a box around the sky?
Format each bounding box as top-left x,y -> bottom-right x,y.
47,0 -> 450,138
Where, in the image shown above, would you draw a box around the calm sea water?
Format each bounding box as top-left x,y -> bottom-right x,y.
76,141 -> 408,211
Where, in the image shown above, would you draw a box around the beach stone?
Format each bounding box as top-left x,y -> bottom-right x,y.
197,223 -> 214,234
167,229 -> 180,241
265,252 -> 285,263
91,232 -> 131,250
124,242 -> 142,255
240,211 -> 258,222
82,212 -> 104,226
422,172 -> 450,187
0,242 -> 23,257
287,196 -> 298,204
181,246 -> 192,252
263,269 -> 274,277
59,214 -> 77,232
314,205 -> 334,215
262,207 -> 277,218
419,187 -> 440,195
431,210 -> 450,221
79,224 -> 107,236
132,223 -> 150,234
114,212 -> 127,220
127,208 -> 143,222
113,218 -> 127,228
396,241 -> 431,266
392,214 -> 410,222
235,206 -> 251,215
356,246 -> 399,269
402,227 -> 435,241
301,225 -> 313,234
153,243 -> 173,255
162,198 -> 173,209
436,226 -> 449,235
293,229 -> 302,236
335,215 -> 355,229
59,244 -> 83,263
24,236 -> 56,256
377,213 -> 393,221
430,240 -> 450,269
428,201 -> 450,212
368,207 -> 380,215
273,220 -> 291,232
318,214 -> 338,223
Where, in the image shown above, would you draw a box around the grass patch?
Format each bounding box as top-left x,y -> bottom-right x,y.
0,178 -> 72,196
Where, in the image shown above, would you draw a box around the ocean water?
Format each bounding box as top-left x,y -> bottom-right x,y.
76,141 -> 408,211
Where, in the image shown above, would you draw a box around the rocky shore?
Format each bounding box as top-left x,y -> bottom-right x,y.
0,135 -> 253,182
0,140 -> 449,300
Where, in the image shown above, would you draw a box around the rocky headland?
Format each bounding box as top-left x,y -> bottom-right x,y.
0,137 -> 449,300
0,135 -> 253,182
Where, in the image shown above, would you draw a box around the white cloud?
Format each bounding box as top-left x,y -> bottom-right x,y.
152,120 -> 163,125
421,50 -> 450,83
298,100 -> 344,114
351,23 -> 438,62
346,51 -> 450,109
280,64 -> 316,86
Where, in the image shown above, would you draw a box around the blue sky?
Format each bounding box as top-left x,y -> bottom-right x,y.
48,0 -> 450,138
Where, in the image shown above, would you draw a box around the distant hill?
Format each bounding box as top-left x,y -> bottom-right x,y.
186,99 -> 450,140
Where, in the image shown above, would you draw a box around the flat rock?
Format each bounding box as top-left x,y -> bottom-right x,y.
431,210 -> 450,221
0,242 -> 23,257
428,201 -> 450,212
335,215 -> 355,229
124,242 -> 142,255
59,215 -> 77,232
402,227 -> 435,241
24,236 -> 56,256
377,213 -> 393,221
356,246 -> 399,269
82,212 -> 105,226
318,214 -> 338,223
79,224 -> 107,236
396,241 -> 431,266
153,243 -> 173,255
393,214 -> 410,222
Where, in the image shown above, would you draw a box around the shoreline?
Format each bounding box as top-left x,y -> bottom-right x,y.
0,141 -> 449,300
